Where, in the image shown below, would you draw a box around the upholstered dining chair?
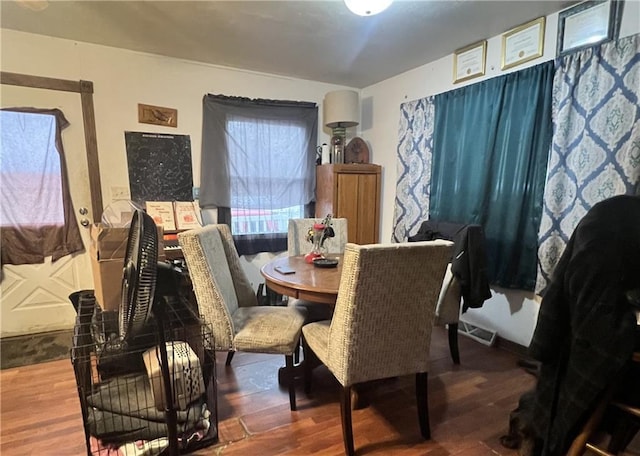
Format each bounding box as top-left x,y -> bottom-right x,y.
435,262 -> 463,364
302,240 -> 453,455
409,222 -> 492,365
287,217 -> 348,323
178,224 -> 305,411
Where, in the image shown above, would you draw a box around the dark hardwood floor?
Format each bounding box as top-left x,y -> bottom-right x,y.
0,327 -> 537,455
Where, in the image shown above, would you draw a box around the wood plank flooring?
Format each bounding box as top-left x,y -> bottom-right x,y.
0,327 -> 537,455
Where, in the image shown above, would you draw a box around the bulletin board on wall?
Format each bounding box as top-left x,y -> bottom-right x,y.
124,131 -> 193,204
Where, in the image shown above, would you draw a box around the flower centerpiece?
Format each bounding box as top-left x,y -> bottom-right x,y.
304,214 -> 335,263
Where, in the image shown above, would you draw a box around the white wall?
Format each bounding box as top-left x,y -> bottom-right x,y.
0,28 -> 353,292
0,28 -> 352,202
360,3 -> 640,346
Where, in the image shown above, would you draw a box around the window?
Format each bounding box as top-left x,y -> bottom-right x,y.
227,118 -> 307,236
0,108 -> 83,265
200,95 -> 318,255
1,111 -> 64,227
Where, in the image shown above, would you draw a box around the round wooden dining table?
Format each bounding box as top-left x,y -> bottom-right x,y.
260,255 -> 343,304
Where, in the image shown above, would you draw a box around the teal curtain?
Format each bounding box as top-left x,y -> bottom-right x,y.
430,61 -> 553,290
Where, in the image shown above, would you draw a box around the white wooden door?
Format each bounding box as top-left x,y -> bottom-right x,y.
1,85 -> 94,337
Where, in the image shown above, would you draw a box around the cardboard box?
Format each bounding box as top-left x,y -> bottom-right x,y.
90,224 -> 130,260
90,249 -> 124,312
89,224 -> 164,311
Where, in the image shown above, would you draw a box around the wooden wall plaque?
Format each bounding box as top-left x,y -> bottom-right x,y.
138,103 -> 177,127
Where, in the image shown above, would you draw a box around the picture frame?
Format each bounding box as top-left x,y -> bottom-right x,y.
501,17 -> 545,70
453,40 -> 487,84
138,103 -> 178,127
556,0 -> 624,57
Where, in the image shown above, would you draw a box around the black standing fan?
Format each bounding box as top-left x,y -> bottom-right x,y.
119,209 -> 180,455
86,211 -> 159,381
119,209 -> 158,342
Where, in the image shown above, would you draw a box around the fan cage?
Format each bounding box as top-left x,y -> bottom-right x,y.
120,210 -> 159,341
72,291 -> 218,456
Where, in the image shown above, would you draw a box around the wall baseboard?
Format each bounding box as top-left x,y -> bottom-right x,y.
494,335 -> 529,358
1,329 -> 73,370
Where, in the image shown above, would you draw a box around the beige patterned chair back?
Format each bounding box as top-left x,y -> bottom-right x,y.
287,218 -> 348,256
326,240 -> 453,386
214,224 -> 258,308
178,224 -> 257,350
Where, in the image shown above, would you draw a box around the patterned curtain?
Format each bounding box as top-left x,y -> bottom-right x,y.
392,97 -> 435,242
536,33 -> 640,293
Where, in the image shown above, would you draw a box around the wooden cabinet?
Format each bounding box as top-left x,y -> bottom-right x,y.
315,164 -> 382,245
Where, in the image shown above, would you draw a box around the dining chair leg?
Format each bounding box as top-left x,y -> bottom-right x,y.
285,354 -> 297,411
448,323 -> 460,364
303,340 -> 314,394
225,351 -> 235,366
416,372 -> 431,440
294,338 -> 302,364
340,385 -> 355,456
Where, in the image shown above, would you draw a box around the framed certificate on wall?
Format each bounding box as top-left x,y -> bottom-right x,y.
501,17 -> 545,70
556,0 -> 623,56
453,40 -> 487,84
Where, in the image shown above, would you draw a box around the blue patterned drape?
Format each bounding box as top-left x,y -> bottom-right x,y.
536,34 -> 640,293
392,97 -> 435,242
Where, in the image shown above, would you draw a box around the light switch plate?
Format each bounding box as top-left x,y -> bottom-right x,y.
110,186 -> 130,201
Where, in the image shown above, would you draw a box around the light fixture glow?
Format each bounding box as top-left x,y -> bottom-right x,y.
344,0 -> 393,16
15,0 -> 49,12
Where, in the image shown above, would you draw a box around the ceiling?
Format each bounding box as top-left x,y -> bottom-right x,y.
1,0 -> 576,88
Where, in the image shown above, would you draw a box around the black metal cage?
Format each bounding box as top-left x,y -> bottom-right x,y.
70,290 -> 217,456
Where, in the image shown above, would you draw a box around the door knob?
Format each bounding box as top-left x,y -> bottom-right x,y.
80,218 -> 90,227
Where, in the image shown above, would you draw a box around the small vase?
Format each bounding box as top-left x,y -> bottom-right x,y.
304,226 -> 326,263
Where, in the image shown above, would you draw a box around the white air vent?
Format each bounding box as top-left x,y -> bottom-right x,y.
458,319 -> 496,346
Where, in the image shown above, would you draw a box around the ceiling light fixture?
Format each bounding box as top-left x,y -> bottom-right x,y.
15,0 -> 49,12
344,0 -> 393,16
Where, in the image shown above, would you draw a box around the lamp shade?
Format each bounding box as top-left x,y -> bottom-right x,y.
323,90 -> 359,128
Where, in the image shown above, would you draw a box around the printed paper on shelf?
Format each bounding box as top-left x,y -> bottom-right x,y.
174,201 -> 202,230
145,201 -> 176,231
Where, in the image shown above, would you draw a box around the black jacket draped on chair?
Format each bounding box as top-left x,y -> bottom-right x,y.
408,220 -> 491,312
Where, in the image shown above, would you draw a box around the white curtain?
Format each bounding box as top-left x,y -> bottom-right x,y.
200,94 -> 318,255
